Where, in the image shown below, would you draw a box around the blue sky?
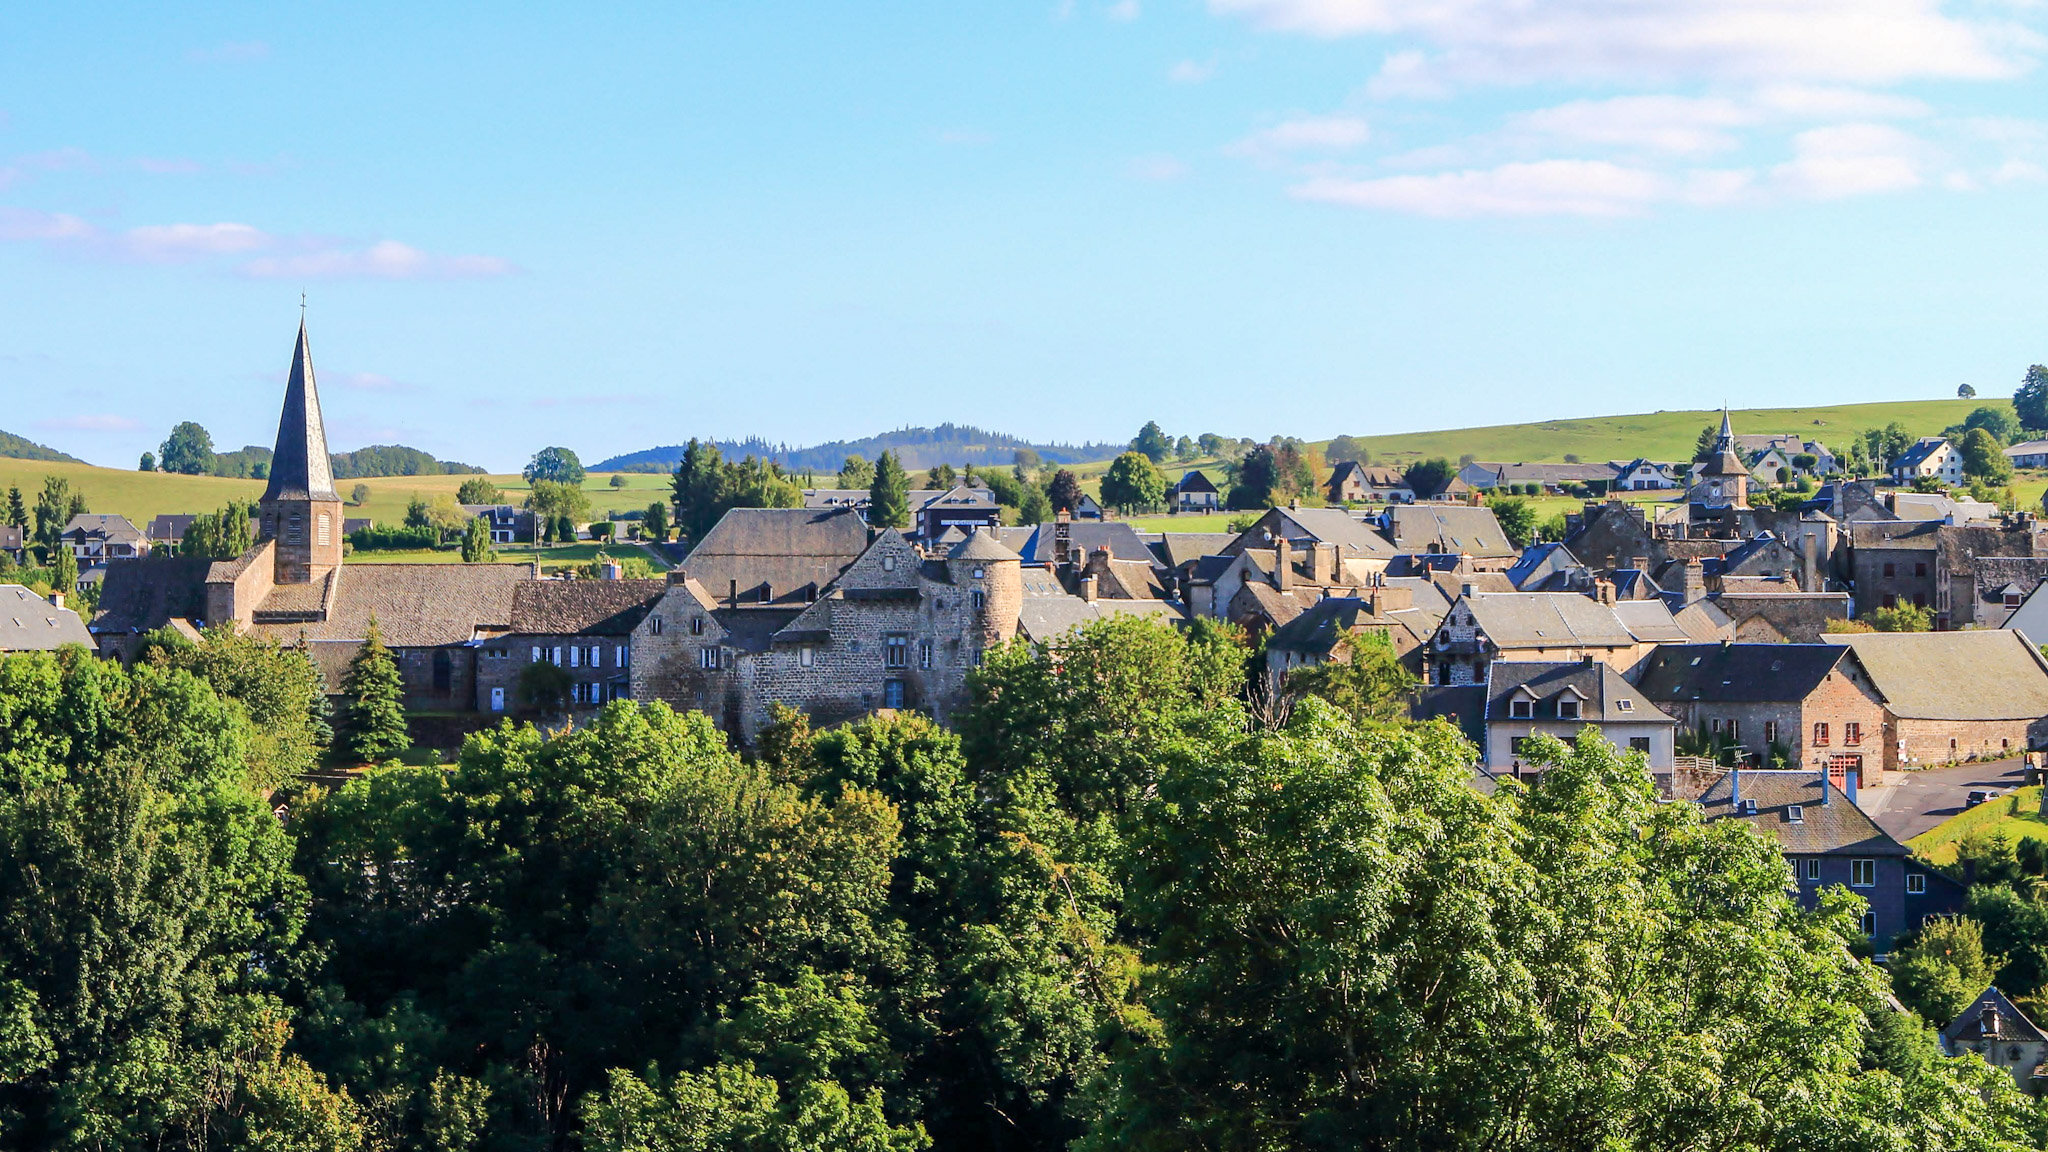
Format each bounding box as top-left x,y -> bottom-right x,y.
3,2 -> 2046,471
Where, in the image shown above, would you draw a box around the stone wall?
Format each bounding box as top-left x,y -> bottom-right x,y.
475,634 -> 633,717
1891,717 -> 2036,770
1653,661 -> 1888,787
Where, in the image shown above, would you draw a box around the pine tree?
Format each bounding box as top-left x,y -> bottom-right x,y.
460,515 -> 496,563
4,486 -> 24,529
51,547 -> 77,600
869,451 -> 910,529
339,618 -> 411,762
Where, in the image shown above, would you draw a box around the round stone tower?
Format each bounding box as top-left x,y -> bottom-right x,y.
947,527 -> 1022,649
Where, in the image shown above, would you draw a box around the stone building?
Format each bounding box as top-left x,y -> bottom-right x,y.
1943,988 -> 2048,1089
474,579 -> 667,715
1838,630 -> 2048,769
632,526 -> 1029,742
1688,410 -> 1750,513
1482,660 -> 1675,775
1635,643 -> 1889,790
1424,589 -> 1647,686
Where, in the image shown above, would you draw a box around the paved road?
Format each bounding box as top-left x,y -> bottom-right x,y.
1868,758 -> 2031,841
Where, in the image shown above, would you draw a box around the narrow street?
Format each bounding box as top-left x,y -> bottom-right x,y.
1866,758 -> 2031,842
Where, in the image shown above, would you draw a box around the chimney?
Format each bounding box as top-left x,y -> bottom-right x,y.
1460,580 -> 1476,599
47,591 -> 64,610
729,579 -> 738,607
1819,763 -> 1831,805
1275,537 -> 1293,592
1310,542 -> 1336,585
1081,574 -> 1097,603
1801,531 -> 1820,593
666,567 -> 690,586
1679,558 -> 1707,605
600,560 -> 623,581
1595,578 -> 1615,605
1631,555 -> 1649,572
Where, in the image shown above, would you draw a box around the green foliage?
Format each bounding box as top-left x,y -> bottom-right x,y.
837,456 -> 874,490
670,439 -> 808,541
1227,441 -> 1317,509
1099,451 -> 1165,513
455,476 -> 501,505
867,451 -> 910,530
4,485 -> 24,530
0,428 -> 83,464
0,651 -> 318,1145
1129,421 -> 1171,464
1868,421 -> 1916,470
517,659 -> 572,714
349,524 -> 440,551
1890,917 -> 2003,1024
1693,423 -> 1719,461
643,500 -> 670,542
1401,456 -> 1457,499
924,462 -> 956,489
2017,366 -> 2048,431
1325,434 -> 1369,465
184,499 -> 256,559
330,444 -> 484,479
146,624 -> 331,791
1484,494 -> 1537,547
1963,426 -> 2015,484
138,450 -> 155,471
1016,485 -> 1051,526
1282,632 -> 1418,725
348,481 -> 370,505
527,478 -> 594,542
524,445 -> 587,485
339,619 -> 410,762
31,474 -> 84,552
459,515 -> 496,563
1961,383 -> 1978,399
1871,602 -> 1934,632
159,420 -> 217,475
49,547 -> 75,600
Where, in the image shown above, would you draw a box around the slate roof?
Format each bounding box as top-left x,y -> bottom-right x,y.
1611,599 -> 1693,643
1852,519 -> 1942,549
1697,770 -> 1903,855
1016,595 -> 1181,642
1635,643 -> 1855,703
0,584 -> 93,650
1505,542 -> 1579,589
1174,469 -> 1219,495
260,319 -> 339,502
682,507 -> 870,603
507,578 -> 667,635
248,563 -> 531,648
60,513 -> 144,545
1944,988 -> 2047,1046
1256,506 -> 1397,558
89,556 -> 214,634
1015,520 -> 1155,564
1264,596 -> 1433,657
1384,505 -> 1515,558
1414,684 -> 1486,745
1839,630 -> 2048,721
1462,592 -> 1638,648
1893,436 -> 1953,474
1154,533 -> 1236,569
950,527 -> 1021,563
1485,661 -> 1666,723
2006,440 -> 2048,459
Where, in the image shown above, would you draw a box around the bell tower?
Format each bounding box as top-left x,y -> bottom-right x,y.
258,316 -> 345,584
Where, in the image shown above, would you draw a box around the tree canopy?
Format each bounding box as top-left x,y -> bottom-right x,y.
524,446 -> 587,486
868,451 -> 910,530
159,420 -> 216,475
2017,366 -> 2048,431
1130,421 -> 1171,464
1100,452 -> 1165,512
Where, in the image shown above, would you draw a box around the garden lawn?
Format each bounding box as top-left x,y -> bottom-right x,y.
1907,786 -> 2048,867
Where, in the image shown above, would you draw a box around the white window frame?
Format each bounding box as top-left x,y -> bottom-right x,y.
1556,698 -> 1580,720
1908,873 -> 1927,895
700,648 -> 720,671
568,646 -> 580,668
799,646 -> 814,667
531,646 -> 542,663
1851,858 -> 1875,888
1804,858 -> 1821,881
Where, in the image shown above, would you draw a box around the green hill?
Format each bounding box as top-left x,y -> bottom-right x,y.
0,429 -> 84,464
1326,398 -> 2004,467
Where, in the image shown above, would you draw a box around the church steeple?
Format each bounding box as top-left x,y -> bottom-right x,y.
258,313 -> 345,585
261,317 -> 338,503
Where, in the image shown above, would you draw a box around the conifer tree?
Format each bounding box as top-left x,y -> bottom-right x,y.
51,546 -> 77,600
460,515 -> 497,563
4,485 -> 24,529
340,618 -> 411,762
868,451 -> 910,529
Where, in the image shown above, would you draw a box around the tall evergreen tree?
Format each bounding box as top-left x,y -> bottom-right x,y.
4,485 -> 24,529
643,500 -> 670,542
50,547 -> 77,599
339,618 -> 411,762
868,451 -> 910,529
460,515 -> 497,563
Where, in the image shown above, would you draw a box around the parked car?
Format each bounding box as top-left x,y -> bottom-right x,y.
1967,789 -> 2004,806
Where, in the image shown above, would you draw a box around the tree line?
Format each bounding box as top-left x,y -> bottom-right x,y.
4,618 -> 2047,1149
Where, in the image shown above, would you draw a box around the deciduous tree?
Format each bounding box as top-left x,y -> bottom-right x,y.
1100,451 -> 1165,512
160,420 -> 216,475
1044,469 -> 1082,515
1130,421 -> 1171,464
524,446 -> 586,486
456,477 -> 501,505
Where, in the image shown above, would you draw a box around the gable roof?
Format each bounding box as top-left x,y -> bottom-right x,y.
61,513 -> 144,544
1635,643 -> 1856,703
0,584 -> 92,650
1894,436 -> 1953,472
1485,660 -> 1666,723
1253,506 -> 1397,558
1015,520 -> 1155,564
1174,470 -> 1219,494
1505,542 -> 1579,589
1460,592 -> 1637,648
507,578 -> 667,636
683,507 -> 871,603
1385,505 -> 1515,558
1838,630 -> 2048,720
1264,596 -> 1432,657
249,563 -> 532,648
1611,599 -> 1693,643
89,556 -> 215,634
1943,987 -> 2047,1045
1698,770 -> 1904,855
1154,533 -> 1236,569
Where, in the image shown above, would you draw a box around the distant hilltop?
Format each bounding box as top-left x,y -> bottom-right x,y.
0,428 -> 84,464
594,424 -> 1123,474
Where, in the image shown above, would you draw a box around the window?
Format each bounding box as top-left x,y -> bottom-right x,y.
700,648 -> 720,671
287,514 -> 303,545
1882,562 -> 1895,577
2008,592 -> 2026,608
1813,722 -> 1829,746
972,566 -> 985,580
691,617 -> 704,636
886,634 -> 909,669
317,513 -> 330,546
971,590 -> 985,610
1727,719 -> 1739,742
1915,562 -> 1928,577
1882,593 -> 1897,609
568,646 -> 580,668
650,616 -> 663,636
1510,698 -> 1534,719
616,645 -> 629,668
759,586 -> 772,604
970,648 -> 982,667
799,646 -> 813,667
1629,737 -> 1651,753
882,554 -> 897,572
1787,804 -> 1804,824
432,650 -> 452,692
1710,719 -> 1723,734
1805,858 -> 1821,881
1616,699 -> 1633,713
1739,798 -> 1758,815
1907,873 -> 1927,895
588,645 -> 601,666
1844,722 -> 1861,746
1557,698 -> 1580,720
1764,720 -> 1777,744
919,639 -> 933,669
1860,911 -> 1876,937
551,646 -> 563,665
883,679 -> 905,709
531,646 -> 542,663
1851,858 -> 1875,887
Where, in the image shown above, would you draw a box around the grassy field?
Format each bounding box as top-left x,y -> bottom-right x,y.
1907,786 -> 2048,867
351,541 -> 671,574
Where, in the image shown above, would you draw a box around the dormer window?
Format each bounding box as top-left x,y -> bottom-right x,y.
1509,696 -> 1534,719
1616,699 -> 1633,712
1557,698 -> 1580,720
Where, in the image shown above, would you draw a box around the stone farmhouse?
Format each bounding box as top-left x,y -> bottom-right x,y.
1837,630 -> 2048,770
1943,989 -> 2048,1089
1635,643 -> 1889,791
1323,461 -> 1413,504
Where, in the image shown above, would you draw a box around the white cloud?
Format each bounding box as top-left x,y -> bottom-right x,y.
1291,159 -> 1754,216
1210,0 -> 2034,88
1771,122 -> 1926,197
0,207 -> 94,241
239,240 -> 518,280
1228,116 -> 1372,161
36,414 -> 140,432
1169,59 -> 1217,83
1507,95 -> 1751,156
1108,0 -> 1141,20
1128,154 -> 1191,180
124,222 -> 271,259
